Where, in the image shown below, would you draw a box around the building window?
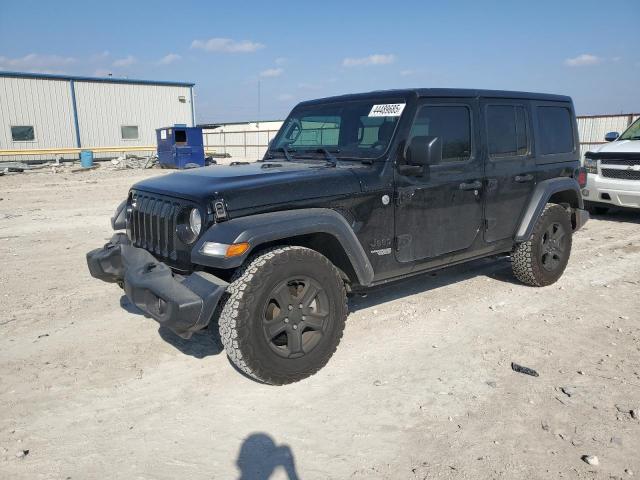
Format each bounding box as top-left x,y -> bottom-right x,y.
537,106 -> 574,154
11,125 -> 35,142
121,125 -> 139,140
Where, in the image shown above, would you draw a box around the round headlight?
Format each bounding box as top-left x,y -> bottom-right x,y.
189,208 -> 202,237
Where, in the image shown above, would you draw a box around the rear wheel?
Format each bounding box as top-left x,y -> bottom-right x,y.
219,246 -> 347,385
512,203 -> 573,287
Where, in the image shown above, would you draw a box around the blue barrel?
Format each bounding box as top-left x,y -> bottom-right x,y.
80,150 -> 94,168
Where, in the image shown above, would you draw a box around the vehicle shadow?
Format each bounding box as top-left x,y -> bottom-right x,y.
235,432 -> 299,480
349,255 -> 516,312
587,209 -> 640,224
158,326 -> 223,358
119,295 -> 223,357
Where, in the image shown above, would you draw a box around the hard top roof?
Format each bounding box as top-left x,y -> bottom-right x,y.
299,88 -> 571,106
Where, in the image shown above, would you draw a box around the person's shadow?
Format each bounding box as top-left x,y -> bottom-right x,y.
236,433 -> 299,480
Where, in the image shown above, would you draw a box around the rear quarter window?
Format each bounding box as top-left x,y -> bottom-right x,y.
537,106 -> 574,155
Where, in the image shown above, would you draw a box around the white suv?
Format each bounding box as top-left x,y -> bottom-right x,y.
582,118 -> 640,214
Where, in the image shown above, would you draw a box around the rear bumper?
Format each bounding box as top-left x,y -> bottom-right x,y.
86,233 -> 227,338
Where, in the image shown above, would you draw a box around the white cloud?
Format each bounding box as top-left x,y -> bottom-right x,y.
93,68 -> 113,77
564,54 -> 601,67
112,55 -> 137,67
158,53 -> 181,65
342,54 -> 395,67
278,93 -> 294,101
259,67 -> 283,78
191,38 -> 264,53
275,57 -> 287,66
90,51 -> 110,62
400,69 -> 415,76
0,53 -> 76,73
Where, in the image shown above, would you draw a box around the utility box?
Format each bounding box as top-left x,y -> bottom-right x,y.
156,125 -> 205,169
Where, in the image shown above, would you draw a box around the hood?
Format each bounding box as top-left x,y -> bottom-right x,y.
593,139 -> 640,154
131,161 -> 363,211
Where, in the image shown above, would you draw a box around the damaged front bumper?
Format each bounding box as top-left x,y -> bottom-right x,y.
86,233 -> 227,338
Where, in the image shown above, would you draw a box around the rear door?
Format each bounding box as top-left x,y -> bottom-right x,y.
482,100 -> 536,242
394,98 -> 484,262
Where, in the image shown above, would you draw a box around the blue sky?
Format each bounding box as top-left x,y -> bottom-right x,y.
1,0 -> 638,122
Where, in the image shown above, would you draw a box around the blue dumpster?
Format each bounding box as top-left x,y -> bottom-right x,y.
156,125 -> 205,169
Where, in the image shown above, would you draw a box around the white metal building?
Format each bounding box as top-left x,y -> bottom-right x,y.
577,113 -> 639,159
201,120 -> 284,161
0,71 -> 195,161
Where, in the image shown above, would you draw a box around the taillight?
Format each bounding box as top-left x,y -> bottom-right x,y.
575,167 -> 587,188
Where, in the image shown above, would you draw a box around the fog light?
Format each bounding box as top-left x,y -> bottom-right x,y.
582,189 -> 589,197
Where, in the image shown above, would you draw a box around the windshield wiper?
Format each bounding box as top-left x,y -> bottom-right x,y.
269,146 -> 295,162
316,148 -> 338,167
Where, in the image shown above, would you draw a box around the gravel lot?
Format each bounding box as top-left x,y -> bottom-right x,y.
1,166 -> 639,479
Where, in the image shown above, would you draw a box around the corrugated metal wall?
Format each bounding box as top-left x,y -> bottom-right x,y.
0,76 -> 78,161
0,75 -> 193,162
74,81 -> 193,158
202,121 -> 283,160
578,114 -> 639,158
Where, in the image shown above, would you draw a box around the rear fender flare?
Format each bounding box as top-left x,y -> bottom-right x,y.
192,208 -> 375,286
514,177 -> 583,242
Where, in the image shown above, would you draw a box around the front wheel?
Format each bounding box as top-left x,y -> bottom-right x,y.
511,203 -> 573,287
219,246 -> 347,385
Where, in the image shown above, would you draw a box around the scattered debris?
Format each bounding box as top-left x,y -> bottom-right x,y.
581,455 -> 599,466
37,333 -> 49,339
15,449 -> 29,459
560,386 -> 576,398
373,379 -> 382,386
511,362 -> 539,377
631,409 -> 639,420
486,381 -> 497,388
110,154 -> 158,170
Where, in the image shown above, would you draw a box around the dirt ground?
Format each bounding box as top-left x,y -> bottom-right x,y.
1,165 -> 639,480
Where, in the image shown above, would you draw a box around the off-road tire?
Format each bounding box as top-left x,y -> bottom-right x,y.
219,246 -> 347,385
511,203 -> 573,287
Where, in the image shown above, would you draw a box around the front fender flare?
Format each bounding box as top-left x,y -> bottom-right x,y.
192,208 -> 375,286
514,177 -> 583,242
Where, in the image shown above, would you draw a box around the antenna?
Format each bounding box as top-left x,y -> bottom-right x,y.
257,80 -> 261,128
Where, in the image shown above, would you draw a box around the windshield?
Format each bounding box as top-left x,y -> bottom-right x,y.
619,117 -> 640,140
269,99 -> 406,160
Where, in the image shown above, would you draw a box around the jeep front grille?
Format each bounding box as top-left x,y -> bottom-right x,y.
129,191 -> 184,262
601,168 -> 640,181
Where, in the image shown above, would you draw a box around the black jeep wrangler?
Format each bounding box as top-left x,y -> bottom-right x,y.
87,89 -> 589,385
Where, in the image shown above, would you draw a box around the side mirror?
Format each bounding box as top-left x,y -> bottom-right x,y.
604,131 -> 619,142
406,135 -> 442,165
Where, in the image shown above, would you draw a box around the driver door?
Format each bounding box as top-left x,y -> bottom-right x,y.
394,99 -> 485,263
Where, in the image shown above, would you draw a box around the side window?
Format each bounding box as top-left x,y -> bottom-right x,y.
410,105 -> 471,163
486,105 -> 529,158
537,106 -> 574,154
11,125 -> 35,141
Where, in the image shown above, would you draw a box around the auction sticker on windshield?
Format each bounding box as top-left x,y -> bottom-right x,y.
369,103 -> 406,117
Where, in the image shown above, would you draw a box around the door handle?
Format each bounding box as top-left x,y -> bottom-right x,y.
459,180 -> 482,191
514,174 -> 534,183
